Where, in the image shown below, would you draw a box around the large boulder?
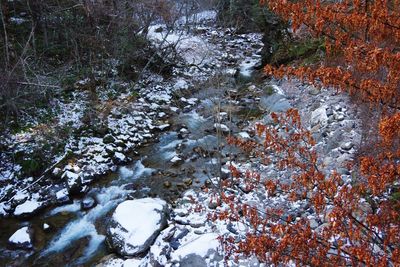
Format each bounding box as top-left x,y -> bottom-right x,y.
107,198 -> 168,256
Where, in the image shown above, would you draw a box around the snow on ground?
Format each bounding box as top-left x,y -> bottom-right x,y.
147,25 -> 215,65
1,8 -> 269,265
176,10 -> 217,25
55,92 -> 86,129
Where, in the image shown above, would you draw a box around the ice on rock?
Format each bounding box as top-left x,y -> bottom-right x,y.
9,226 -> 32,249
107,198 -> 168,256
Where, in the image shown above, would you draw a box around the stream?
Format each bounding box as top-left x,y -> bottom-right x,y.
0,67 -> 288,267
0,11 -> 296,266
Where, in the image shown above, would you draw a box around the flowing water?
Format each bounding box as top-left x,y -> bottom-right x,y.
0,31 -> 281,266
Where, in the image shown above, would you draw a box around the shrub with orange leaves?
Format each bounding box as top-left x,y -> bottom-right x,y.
210,0 -> 400,265
213,109 -> 400,265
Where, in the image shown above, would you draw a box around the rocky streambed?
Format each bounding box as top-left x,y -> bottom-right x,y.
0,10 -> 363,267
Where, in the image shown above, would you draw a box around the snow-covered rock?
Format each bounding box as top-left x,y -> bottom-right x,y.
170,156 -> 183,165
14,199 -> 43,217
8,226 -> 33,249
213,123 -> 229,133
56,188 -> 70,204
238,132 -> 250,139
52,167 -> 62,178
43,223 -> 51,231
340,141 -> 354,151
113,152 -> 127,164
12,191 -> 29,204
62,171 -> 82,195
170,233 -> 221,264
107,198 -> 168,256
158,124 -> 171,131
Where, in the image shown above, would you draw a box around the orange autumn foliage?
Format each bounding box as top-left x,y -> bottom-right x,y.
211,0 -> 400,266
219,109 -> 400,265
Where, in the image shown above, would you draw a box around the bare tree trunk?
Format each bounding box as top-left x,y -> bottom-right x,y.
0,1 -> 10,69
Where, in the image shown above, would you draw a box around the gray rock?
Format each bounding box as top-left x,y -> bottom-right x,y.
335,114 -> 345,121
308,88 -> 320,95
309,219 -> 319,229
260,94 -> 291,112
